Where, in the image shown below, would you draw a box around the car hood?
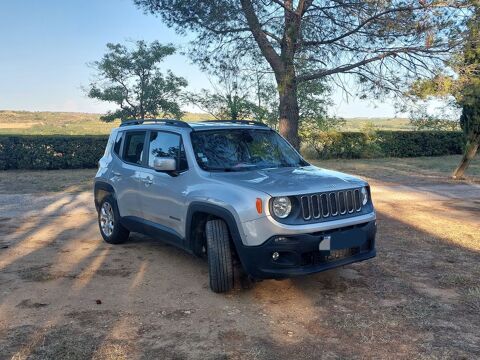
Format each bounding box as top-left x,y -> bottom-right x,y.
208,165 -> 367,197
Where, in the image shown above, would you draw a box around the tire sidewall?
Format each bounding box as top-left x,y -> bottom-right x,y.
98,194 -> 124,244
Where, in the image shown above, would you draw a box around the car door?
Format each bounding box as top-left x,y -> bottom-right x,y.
137,130 -> 189,242
111,130 -> 147,219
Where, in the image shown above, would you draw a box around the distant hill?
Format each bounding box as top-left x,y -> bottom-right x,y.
0,110 -> 413,135
342,117 -> 413,131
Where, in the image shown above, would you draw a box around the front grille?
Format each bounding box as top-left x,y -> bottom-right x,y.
301,247 -> 360,266
300,189 -> 363,221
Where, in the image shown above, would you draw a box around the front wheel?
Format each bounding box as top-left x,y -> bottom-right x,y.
98,195 -> 129,244
205,219 -> 234,293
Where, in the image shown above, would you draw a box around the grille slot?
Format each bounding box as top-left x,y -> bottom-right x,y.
311,194 -> 320,218
354,189 -> 362,211
338,192 -> 346,214
320,194 -> 329,217
346,190 -> 354,213
329,193 -> 338,216
301,247 -> 361,266
300,188 -> 365,221
301,196 -> 311,220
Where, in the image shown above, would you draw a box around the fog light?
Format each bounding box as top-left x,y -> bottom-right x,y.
272,252 -> 280,260
274,236 -> 288,243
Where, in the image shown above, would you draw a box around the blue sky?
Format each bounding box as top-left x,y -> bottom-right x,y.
0,0 -> 402,118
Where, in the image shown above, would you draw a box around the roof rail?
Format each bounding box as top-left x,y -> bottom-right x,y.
120,118 -> 191,128
199,119 -> 269,127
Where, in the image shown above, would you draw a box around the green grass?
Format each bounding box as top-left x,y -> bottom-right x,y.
0,110 -> 415,135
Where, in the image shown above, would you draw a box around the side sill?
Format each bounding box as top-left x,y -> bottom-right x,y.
120,216 -> 188,251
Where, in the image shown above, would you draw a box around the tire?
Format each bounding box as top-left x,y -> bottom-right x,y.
205,219 -> 234,293
98,194 -> 129,244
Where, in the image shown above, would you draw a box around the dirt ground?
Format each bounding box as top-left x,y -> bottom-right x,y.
0,160 -> 479,359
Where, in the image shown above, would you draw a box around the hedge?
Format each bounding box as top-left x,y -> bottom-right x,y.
0,135 -> 108,170
301,131 -> 465,159
0,131 -> 466,170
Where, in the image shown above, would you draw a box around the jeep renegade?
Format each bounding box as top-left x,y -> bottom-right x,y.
94,119 -> 376,293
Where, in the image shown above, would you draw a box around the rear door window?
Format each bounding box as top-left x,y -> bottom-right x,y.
122,131 -> 147,165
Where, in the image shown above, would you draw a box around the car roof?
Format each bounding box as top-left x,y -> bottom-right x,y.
189,121 -> 270,131
116,119 -> 271,132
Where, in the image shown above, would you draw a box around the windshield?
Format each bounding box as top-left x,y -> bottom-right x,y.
190,129 -> 307,171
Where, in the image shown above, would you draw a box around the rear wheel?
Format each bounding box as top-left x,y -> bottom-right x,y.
205,219 -> 234,293
98,195 -> 129,244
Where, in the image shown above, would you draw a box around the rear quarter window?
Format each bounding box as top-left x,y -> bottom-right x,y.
113,132 -> 123,156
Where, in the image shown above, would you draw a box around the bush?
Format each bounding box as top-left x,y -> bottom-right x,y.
0,131 -> 466,170
301,130 -> 465,159
0,135 -> 108,170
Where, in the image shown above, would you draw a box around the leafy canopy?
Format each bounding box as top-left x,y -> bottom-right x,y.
135,0 -> 468,96
409,2 -> 479,136
87,40 -> 187,122
185,60 -> 341,130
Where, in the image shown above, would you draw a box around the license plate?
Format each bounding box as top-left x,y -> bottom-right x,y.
319,235 -> 331,251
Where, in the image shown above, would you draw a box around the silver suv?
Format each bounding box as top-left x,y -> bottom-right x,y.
94,119 -> 376,293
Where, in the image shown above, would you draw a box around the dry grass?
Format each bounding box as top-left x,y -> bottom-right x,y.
0,156 -> 479,359
0,169 -> 96,194
311,155 -> 480,183
1,155 -> 477,195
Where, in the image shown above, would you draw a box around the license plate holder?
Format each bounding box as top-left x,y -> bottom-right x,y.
318,229 -> 367,251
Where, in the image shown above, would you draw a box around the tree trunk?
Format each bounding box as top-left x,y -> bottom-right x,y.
452,134 -> 479,179
277,73 -> 300,149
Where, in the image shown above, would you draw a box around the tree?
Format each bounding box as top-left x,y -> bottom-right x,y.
184,63 -> 257,121
135,0 -> 468,148
87,40 -> 187,122
409,3 -> 479,178
184,59 -> 339,130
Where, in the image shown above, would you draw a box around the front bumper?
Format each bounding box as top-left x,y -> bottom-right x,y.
236,220 -> 376,279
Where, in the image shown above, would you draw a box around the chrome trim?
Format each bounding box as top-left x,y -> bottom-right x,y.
299,188 -> 366,221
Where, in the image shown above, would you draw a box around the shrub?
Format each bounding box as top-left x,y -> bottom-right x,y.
0,131 -> 466,170
0,135 -> 108,170
301,131 -> 465,159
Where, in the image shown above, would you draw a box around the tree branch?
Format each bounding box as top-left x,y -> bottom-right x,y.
297,48 -> 438,82
240,0 -> 284,74
302,5 -> 426,47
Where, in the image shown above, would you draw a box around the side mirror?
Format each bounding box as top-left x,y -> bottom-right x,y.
153,157 -> 176,172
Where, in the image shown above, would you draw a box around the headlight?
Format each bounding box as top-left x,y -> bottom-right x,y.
361,187 -> 369,205
272,196 -> 292,218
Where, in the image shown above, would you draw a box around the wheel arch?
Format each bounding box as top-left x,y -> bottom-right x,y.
185,202 -> 244,259
94,181 -> 116,211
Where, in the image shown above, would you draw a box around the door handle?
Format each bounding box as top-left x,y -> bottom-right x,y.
142,178 -> 153,185
112,171 -> 122,177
